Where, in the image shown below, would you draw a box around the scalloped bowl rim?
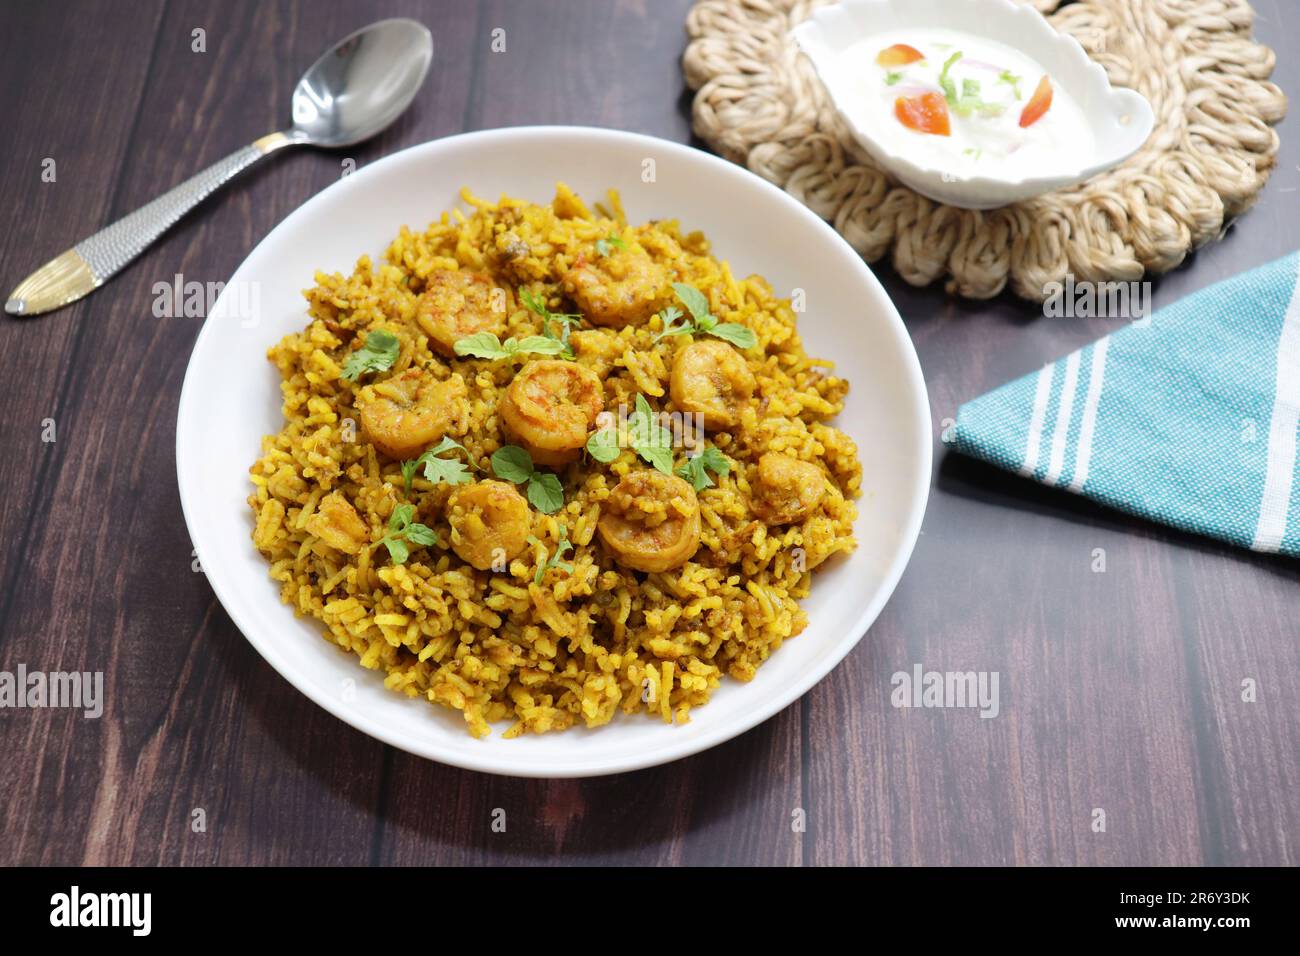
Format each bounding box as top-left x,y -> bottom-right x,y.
793,0 -> 1155,195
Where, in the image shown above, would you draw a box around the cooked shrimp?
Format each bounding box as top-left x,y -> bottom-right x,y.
357,369 -> 467,460
446,480 -> 531,571
751,452 -> 825,524
669,339 -> 756,431
597,471 -> 701,573
499,360 -> 603,468
416,269 -> 508,357
561,246 -> 667,327
305,492 -> 369,554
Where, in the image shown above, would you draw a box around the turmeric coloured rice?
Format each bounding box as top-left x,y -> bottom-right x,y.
248,184 -> 861,737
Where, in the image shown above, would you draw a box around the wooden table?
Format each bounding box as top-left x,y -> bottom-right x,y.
1,0 -> 1295,866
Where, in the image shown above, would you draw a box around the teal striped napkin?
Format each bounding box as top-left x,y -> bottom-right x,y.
953,252 -> 1300,556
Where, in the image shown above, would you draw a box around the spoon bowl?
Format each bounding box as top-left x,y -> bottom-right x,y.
290,19 -> 433,148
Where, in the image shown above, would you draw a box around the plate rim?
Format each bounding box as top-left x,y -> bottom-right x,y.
176,124 -> 933,777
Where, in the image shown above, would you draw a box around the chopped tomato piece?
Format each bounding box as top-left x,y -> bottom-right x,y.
894,92 -> 951,136
1019,75 -> 1053,128
876,43 -> 924,67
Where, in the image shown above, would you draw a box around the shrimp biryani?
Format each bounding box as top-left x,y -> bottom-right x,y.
248,184 -> 862,738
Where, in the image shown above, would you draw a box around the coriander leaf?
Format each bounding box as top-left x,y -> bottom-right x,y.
425,436 -> 466,457
676,446 -> 731,491
491,445 -> 535,484
586,427 -> 621,463
341,329 -> 400,381
405,437 -> 472,489
533,528 -> 575,584
671,283 -> 712,324
421,455 -> 472,486
389,503 -> 416,532
454,332 -> 511,360
526,472 -> 564,514
382,536 -> 410,565
404,523 -> 438,547
708,322 -> 756,350
885,71 -> 903,85
400,459 -> 420,495
520,288 -> 581,326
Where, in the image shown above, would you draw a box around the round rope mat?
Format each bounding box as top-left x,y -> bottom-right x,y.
683,0 -> 1287,300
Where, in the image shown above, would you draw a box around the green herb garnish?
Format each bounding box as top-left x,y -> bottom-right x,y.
520,288 -> 581,359
594,233 -> 628,257
453,331 -> 567,361
529,526 -> 575,585
628,394 -> 674,475
653,283 -> 757,350
585,426 -> 621,463
998,70 -> 1022,98
585,394 -> 675,474
675,446 -> 731,492
884,71 -> 903,86
402,436 -> 472,493
490,445 -> 564,514
341,329 -> 400,381
936,52 -> 1004,118
379,503 -> 437,564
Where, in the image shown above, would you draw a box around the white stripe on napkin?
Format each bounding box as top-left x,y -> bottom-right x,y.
1044,351 -> 1081,486
1252,260 -> 1300,553
1068,337 -> 1110,492
1020,364 -> 1055,477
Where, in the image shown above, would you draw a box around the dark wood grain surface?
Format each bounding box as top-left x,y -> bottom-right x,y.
0,0 -> 1295,866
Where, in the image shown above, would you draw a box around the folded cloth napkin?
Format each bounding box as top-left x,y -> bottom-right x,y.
953,252 -> 1300,556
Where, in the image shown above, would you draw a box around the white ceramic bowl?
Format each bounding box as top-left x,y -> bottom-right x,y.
176,126 -> 931,777
794,0 -> 1154,209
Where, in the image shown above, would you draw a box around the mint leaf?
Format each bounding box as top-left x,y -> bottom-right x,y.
513,335 -> 566,356
672,283 -> 711,324
586,427 -> 620,463
527,472 -> 564,514
454,332 -> 511,360
638,443 -> 674,475
491,445 -> 535,483
382,536 -> 409,565
708,322 -> 757,350
404,523 -> 438,546
341,329 -> 400,381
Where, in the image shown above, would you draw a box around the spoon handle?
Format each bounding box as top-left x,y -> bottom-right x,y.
6,132 -> 296,317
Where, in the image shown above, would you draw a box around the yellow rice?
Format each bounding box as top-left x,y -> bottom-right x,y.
247,184 -> 861,737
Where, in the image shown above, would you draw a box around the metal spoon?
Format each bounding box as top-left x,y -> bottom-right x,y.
5,18 -> 433,317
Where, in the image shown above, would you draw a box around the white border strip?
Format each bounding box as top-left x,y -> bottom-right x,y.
1252,258 -> 1300,552
1068,337 -> 1111,493
1020,364 -> 1055,477
1044,350 -> 1082,486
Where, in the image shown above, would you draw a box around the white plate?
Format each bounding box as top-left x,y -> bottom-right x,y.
176,126 -> 931,777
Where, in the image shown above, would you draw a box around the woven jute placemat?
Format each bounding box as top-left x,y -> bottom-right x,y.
683,0 -> 1287,300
